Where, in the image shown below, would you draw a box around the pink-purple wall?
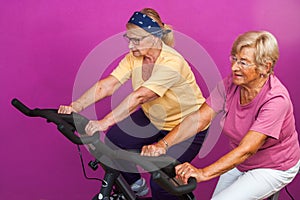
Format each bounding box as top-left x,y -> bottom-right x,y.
1,0 -> 300,199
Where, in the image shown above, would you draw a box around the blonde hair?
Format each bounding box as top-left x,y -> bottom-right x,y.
140,8 -> 175,47
231,31 -> 279,74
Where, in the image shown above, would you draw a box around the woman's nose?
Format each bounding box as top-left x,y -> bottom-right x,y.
231,62 -> 240,71
128,41 -> 135,49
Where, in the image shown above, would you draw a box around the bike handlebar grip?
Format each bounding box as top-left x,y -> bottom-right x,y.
152,171 -> 197,196
11,98 -> 100,145
57,121 -> 100,145
11,98 -> 32,116
57,124 -> 84,145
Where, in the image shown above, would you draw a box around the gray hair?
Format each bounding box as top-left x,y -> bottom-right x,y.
231,31 -> 279,74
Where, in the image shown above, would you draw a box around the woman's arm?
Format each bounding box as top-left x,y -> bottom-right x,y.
85,86 -> 159,135
58,75 -> 121,114
141,102 -> 217,156
175,130 -> 268,183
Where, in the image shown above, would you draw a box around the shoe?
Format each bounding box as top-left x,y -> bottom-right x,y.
131,178 -> 149,197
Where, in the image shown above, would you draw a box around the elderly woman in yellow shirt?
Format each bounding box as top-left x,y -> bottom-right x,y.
58,8 -> 208,200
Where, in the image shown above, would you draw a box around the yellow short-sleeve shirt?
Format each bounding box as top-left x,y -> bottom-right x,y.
111,43 -> 205,131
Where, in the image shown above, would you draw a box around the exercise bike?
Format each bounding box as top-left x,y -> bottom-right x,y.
11,98 -> 197,200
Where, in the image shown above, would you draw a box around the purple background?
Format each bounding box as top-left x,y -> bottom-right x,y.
1,0 -> 300,199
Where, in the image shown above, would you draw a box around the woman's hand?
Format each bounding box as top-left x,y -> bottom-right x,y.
58,105 -> 77,114
175,162 -> 204,184
141,141 -> 167,157
85,120 -> 109,136
58,102 -> 83,114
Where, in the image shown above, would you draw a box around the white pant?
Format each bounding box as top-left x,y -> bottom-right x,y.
211,160 -> 300,200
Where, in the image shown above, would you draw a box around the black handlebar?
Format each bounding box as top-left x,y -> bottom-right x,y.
11,98 -> 197,196
11,98 -> 99,145
12,98 -> 31,116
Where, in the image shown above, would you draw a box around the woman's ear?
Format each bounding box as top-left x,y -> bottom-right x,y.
260,61 -> 272,76
265,61 -> 272,74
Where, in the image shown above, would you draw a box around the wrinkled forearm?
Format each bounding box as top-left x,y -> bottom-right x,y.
102,86 -> 159,129
200,147 -> 254,181
163,103 -> 215,149
72,76 -> 120,112
200,131 -> 267,181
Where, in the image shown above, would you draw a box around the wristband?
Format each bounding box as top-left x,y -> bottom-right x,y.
161,138 -> 169,150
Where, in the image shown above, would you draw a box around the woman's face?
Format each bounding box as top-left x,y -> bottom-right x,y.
231,47 -> 262,88
124,26 -> 157,57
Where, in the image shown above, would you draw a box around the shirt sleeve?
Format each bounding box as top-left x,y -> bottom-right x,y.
206,77 -> 228,113
110,53 -> 133,84
250,95 -> 289,139
141,60 -> 182,97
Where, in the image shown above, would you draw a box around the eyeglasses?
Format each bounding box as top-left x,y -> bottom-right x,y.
123,34 -> 151,45
229,55 -> 256,68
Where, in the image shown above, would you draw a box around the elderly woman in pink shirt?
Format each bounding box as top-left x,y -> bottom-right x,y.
142,30 -> 300,199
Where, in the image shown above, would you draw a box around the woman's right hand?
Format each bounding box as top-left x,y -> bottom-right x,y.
175,162 -> 203,184
58,105 -> 77,114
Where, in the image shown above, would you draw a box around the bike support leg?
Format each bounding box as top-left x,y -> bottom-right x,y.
94,171 -> 120,200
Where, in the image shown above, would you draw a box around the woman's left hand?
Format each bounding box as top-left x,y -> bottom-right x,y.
175,162 -> 203,184
85,120 -> 108,136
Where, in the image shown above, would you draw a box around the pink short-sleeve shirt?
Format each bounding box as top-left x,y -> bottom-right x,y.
207,74 -> 300,171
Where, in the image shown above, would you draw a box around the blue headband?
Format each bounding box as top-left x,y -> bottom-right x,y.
128,12 -> 165,37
